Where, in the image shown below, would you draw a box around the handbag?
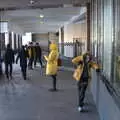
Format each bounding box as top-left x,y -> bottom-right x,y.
73,65 -> 81,81
57,58 -> 62,66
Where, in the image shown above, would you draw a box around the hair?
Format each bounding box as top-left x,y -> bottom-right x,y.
83,52 -> 92,62
22,45 -> 25,49
29,42 -> 33,45
7,44 -> 10,48
36,42 -> 39,45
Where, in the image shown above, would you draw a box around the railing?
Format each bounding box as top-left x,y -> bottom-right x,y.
58,41 -> 85,57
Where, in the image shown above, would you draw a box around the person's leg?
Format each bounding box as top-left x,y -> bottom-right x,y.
29,58 -> 33,69
34,57 -> 37,67
39,57 -> 43,67
49,75 -> 57,91
53,75 -> 57,90
31,57 -> 34,69
9,63 -> 13,78
5,63 -> 9,79
21,67 -> 27,80
28,58 -> 31,67
78,83 -> 82,107
78,83 -> 88,111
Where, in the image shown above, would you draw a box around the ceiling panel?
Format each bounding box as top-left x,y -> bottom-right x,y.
1,5 -> 86,33
0,0 -> 90,9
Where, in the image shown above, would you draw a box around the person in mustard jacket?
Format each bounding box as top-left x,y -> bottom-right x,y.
72,52 -> 100,112
44,43 -> 59,91
28,42 -> 36,69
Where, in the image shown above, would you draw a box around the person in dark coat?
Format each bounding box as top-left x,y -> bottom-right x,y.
34,43 -> 43,67
16,45 -> 28,80
4,44 -> 14,79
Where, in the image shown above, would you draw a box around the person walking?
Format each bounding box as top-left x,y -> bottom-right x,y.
4,44 -> 14,79
28,42 -> 35,69
72,52 -> 100,112
34,42 -> 43,67
44,43 -> 59,91
16,45 -> 28,80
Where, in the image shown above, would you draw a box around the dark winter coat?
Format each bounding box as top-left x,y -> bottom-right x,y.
35,46 -> 42,58
16,48 -> 28,68
4,48 -> 14,64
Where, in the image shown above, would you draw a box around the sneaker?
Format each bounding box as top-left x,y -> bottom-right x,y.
78,106 -> 82,112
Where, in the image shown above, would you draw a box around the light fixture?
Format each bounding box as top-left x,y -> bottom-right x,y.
39,14 -> 44,18
30,0 -> 35,4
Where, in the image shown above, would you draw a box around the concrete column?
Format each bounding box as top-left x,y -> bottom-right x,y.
12,32 -> 14,49
87,3 -> 91,52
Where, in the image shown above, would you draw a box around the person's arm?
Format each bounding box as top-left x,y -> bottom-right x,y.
39,47 -> 42,57
44,55 -> 48,61
90,61 -> 100,72
26,50 -> 29,58
72,56 -> 83,64
12,50 -> 15,63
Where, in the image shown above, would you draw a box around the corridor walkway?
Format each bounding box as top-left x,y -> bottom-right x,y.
0,64 -> 100,120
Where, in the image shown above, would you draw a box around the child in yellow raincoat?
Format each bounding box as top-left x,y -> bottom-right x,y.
72,52 -> 100,112
44,43 -> 59,91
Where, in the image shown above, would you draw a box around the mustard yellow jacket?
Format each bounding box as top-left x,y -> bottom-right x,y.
44,43 -> 59,75
72,55 -> 99,81
28,47 -> 36,58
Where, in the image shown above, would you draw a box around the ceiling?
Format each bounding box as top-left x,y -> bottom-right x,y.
0,0 -> 90,9
0,0 -> 88,34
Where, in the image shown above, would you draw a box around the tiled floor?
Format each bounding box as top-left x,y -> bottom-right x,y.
0,64 -> 100,120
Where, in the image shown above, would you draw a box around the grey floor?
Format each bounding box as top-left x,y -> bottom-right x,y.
0,64 -> 100,120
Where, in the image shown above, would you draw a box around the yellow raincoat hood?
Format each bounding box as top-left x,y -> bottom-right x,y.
49,43 -> 58,51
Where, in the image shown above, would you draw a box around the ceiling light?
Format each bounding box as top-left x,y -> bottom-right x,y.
30,0 -> 35,4
40,14 -> 44,18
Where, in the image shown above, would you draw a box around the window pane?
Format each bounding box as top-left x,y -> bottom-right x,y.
103,0 -> 113,80
114,0 -> 120,92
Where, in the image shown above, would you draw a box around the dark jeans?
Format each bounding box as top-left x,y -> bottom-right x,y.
34,57 -> 42,67
78,79 -> 88,107
28,57 -> 34,69
51,75 -> 57,90
5,63 -> 12,78
21,66 -> 27,80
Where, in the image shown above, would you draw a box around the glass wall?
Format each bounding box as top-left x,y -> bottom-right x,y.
114,0 -> 120,92
90,0 -> 120,95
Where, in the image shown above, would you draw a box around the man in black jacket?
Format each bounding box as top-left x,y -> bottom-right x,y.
16,46 -> 28,80
4,44 -> 14,79
34,43 -> 43,67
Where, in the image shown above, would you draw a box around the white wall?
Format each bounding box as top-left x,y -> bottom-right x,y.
63,21 -> 87,57
64,23 -> 74,43
59,28 -> 62,43
22,33 -> 32,45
